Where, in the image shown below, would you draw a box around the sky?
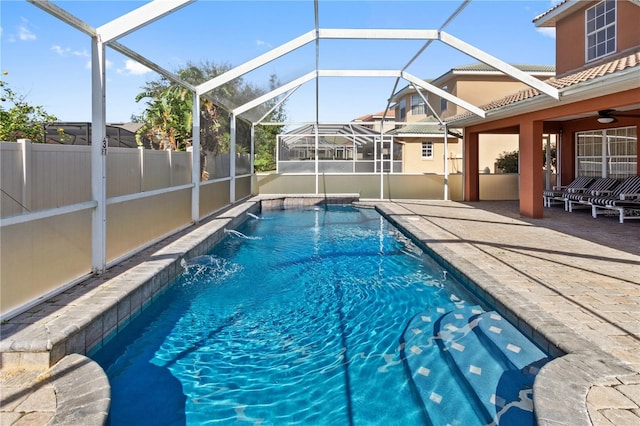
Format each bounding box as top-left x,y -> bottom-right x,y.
1,0 -> 560,125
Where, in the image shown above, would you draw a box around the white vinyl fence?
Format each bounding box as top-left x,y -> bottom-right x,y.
0,140 -> 252,319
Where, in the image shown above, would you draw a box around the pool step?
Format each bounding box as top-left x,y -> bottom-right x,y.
475,311 -> 549,373
403,305 -> 549,425
401,306 -> 490,426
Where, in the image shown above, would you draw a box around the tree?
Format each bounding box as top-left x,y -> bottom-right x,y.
0,76 -> 57,142
135,62 -> 234,152
495,150 -> 519,173
254,75 -> 286,172
134,61 -> 285,158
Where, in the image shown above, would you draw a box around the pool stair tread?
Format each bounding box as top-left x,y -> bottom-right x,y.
401,305 -> 490,426
475,311 -> 549,373
403,304 -> 549,425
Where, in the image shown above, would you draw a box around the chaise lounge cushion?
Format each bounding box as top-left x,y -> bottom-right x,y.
588,175 -> 640,206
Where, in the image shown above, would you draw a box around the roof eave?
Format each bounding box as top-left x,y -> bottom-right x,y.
446,68 -> 640,127
533,0 -> 582,28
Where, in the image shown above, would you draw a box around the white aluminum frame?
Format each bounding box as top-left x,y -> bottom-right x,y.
25,0 -> 562,276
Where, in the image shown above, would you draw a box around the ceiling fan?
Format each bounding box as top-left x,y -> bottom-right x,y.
597,109 -> 640,124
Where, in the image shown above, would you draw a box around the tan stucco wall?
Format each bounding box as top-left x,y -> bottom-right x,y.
399,133 -> 518,174
479,134 -> 520,173
401,139 -> 463,174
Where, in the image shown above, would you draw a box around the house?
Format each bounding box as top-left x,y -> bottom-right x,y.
448,0 -> 640,218
352,110 -> 396,133
387,64 -> 555,175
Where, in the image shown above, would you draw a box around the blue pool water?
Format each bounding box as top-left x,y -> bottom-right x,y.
93,206 -> 548,425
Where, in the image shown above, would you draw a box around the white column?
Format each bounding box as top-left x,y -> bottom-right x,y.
443,125 -> 449,201
91,37 -> 107,274
314,123 -> 319,194
191,92 -> 200,222
230,113 -> 236,202
250,124 -> 255,194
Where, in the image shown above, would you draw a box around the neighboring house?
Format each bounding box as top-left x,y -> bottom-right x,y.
386,64 -> 555,174
352,110 -> 396,133
448,0 -> 640,218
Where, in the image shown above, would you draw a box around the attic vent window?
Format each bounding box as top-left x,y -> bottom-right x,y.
586,0 -> 616,62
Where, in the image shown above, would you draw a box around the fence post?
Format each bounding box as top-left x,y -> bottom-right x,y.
18,139 -> 32,213
90,37 -> 107,274
138,146 -> 145,192
191,92 -> 201,223
230,113 -> 236,202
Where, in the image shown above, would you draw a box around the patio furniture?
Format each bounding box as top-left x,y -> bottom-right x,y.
589,175 -> 640,223
543,176 -> 594,207
564,178 -> 620,212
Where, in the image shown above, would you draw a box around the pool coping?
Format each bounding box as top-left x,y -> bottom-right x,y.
368,201 -> 637,426
1,196 -> 635,425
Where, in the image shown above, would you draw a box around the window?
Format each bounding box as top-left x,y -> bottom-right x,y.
421,141 -> 433,159
586,0 -> 616,62
398,99 -> 406,120
440,85 -> 448,112
576,127 -> 636,178
411,95 -> 426,116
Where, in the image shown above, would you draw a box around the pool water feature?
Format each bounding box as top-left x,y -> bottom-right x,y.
93,205 -> 549,425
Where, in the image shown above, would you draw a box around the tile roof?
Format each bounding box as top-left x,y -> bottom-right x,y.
451,63 -> 555,74
386,117 -> 450,136
448,51 -> 640,122
353,110 -> 395,121
532,0 -> 570,24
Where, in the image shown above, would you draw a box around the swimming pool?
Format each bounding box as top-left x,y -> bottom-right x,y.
93,205 -> 548,425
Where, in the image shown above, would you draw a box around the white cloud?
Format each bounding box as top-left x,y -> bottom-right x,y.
256,39 -> 273,49
123,59 -> 151,75
114,59 -> 152,76
51,45 -> 89,57
536,27 -> 556,39
14,18 -> 36,41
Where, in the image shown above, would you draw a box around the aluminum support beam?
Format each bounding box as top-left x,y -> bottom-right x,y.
197,31 -> 317,96
403,72 -> 486,118
97,0 -> 195,43
27,0 -> 96,37
110,42 -> 195,91
230,114 -> 236,202
318,28 -> 439,40
402,0 -> 471,71
191,93 -> 201,223
90,38 -> 107,275
439,31 -> 560,100
318,70 -> 400,78
233,72 -> 316,116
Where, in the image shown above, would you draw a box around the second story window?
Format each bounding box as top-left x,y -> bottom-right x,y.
421,141 -> 433,159
586,0 -> 616,62
399,99 -> 407,120
411,94 -> 426,116
440,85 -> 448,112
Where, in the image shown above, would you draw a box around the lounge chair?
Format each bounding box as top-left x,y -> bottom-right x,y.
564,177 -> 620,212
543,176 -> 594,207
589,175 -> 640,223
